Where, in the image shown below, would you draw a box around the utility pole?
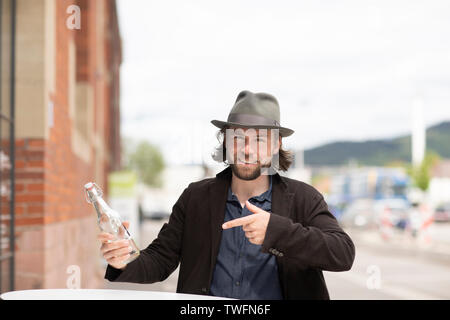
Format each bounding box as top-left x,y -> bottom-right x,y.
411,97 -> 426,167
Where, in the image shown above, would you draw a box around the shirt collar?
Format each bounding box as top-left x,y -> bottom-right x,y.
227,175 -> 273,203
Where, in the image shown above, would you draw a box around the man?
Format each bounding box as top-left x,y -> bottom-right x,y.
99,90 -> 355,299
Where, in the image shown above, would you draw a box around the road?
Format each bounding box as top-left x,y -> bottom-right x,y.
324,238 -> 450,299
105,219 -> 450,299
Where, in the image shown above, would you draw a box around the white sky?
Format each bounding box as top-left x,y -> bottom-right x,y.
116,0 -> 450,165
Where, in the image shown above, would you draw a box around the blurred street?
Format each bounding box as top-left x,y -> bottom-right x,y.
325,226 -> 450,300
105,218 -> 450,299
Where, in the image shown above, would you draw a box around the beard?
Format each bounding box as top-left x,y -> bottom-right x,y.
230,162 -> 262,181
229,158 -> 273,181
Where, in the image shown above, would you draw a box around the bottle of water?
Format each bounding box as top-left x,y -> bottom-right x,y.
84,182 -> 140,264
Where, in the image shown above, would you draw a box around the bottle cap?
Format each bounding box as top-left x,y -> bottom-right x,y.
84,182 -> 102,203
84,182 -> 94,190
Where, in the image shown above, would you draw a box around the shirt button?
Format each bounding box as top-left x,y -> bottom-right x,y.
235,281 -> 240,286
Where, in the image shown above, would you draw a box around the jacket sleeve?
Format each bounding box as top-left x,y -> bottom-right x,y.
104,186 -> 190,283
261,192 -> 355,272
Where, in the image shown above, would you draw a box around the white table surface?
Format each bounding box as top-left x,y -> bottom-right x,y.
0,289 -> 232,300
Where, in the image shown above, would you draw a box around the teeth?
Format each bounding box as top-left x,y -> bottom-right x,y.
237,158 -> 258,164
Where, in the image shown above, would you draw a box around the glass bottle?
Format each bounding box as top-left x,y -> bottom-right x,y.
84,182 -> 140,264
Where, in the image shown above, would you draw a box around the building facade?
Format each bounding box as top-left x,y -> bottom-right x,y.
0,0 -> 121,292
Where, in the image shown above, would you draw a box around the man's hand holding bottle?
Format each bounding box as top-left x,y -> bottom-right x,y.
98,221 -> 133,270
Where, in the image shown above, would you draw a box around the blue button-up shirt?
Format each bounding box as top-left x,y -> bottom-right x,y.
209,176 -> 283,299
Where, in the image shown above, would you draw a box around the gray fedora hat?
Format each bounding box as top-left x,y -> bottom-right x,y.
211,90 -> 294,137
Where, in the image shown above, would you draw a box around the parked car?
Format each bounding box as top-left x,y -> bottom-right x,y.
143,210 -> 170,221
339,198 -> 377,229
138,195 -> 171,221
434,202 -> 450,222
139,203 -> 170,221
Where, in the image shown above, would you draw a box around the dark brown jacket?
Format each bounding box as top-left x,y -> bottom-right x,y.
105,167 -> 355,299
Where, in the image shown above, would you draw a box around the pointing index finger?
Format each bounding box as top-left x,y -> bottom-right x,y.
222,214 -> 256,229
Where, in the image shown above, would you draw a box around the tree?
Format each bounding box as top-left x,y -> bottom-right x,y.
407,151 -> 440,192
126,140 -> 165,188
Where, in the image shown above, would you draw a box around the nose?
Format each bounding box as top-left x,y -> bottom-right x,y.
243,138 -> 258,162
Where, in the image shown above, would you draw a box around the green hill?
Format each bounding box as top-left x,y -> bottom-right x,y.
303,121 -> 450,166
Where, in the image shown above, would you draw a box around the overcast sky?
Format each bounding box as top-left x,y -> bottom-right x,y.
116,0 -> 450,165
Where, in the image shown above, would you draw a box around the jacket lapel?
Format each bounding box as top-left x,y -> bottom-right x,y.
208,167 -> 231,283
271,173 -> 295,219
270,174 -> 294,298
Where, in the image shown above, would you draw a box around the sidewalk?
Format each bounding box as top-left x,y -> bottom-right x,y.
347,224 -> 450,265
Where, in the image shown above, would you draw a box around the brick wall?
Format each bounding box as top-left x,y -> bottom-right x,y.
12,0 -> 121,290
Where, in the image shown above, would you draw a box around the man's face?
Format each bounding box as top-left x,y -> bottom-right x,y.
225,127 -> 280,181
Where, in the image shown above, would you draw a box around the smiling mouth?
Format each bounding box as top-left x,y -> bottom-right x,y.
237,159 -> 258,165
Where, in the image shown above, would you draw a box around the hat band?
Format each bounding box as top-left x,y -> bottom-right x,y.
227,113 -> 280,127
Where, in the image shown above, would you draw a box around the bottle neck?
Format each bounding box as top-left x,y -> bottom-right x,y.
88,188 -> 113,219
93,193 -> 119,219
96,197 -> 112,212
